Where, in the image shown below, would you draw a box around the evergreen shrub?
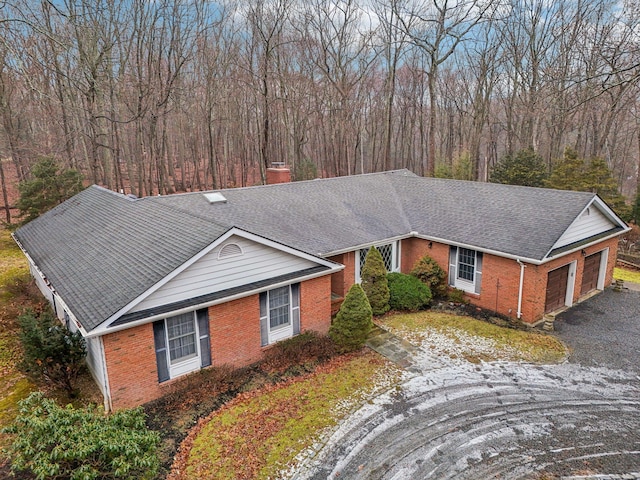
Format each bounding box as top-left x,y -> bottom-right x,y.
329,284 -> 373,352
360,246 -> 390,315
387,272 -> 432,311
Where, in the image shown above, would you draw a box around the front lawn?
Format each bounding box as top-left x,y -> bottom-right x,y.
379,311 -> 567,364
173,352 -> 401,480
614,266 -> 640,284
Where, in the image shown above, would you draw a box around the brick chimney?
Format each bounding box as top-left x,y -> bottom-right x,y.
266,162 -> 291,184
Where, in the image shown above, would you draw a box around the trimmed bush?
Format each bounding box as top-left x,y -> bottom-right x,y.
410,254 -> 448,298
360,246 -> 390,315
329,284 -> 373,352
4,392 -> 160,480
18,309 -> 86,395
387,272 -> 432,311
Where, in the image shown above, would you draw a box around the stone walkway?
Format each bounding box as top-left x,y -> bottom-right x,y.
366,325 -> 422,374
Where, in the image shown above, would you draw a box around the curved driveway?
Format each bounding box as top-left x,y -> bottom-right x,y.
293,289 -> 640,479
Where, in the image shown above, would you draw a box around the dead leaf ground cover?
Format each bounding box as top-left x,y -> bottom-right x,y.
380,311 -> 567,364
171,352 -> 401,480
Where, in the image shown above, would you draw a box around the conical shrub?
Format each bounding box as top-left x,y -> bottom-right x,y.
361,246 -> 390,315
329,284 -> 373,352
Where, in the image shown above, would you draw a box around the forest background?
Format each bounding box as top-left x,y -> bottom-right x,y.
0,0 -> 639,220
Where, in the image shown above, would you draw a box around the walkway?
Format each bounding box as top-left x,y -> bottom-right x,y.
365,325 -> 421,373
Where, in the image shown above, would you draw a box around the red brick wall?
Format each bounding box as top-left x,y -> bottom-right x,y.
103,275 -> 333,410
300,275 -> 332,334
400,238 -> 449,274
103,323 -> 160,410
401,236 -> 620,324
209,295 -> 262,368
327,252 -> 356,297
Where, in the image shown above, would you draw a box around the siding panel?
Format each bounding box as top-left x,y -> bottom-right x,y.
554,207 -> 615,248
85,336 -> 107,397
130,236 -> 317,312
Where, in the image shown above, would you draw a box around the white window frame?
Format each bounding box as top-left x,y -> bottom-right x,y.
355,241 -> 400,283
450,247 -> 482,294
265,285 -> 299,344
164,311 -> 201,378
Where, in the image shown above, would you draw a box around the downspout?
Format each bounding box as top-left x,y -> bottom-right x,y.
516,259 -> 526,319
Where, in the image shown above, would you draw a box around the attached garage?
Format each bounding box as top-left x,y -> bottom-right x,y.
581,252 -> 601,295
545,264 -> 570,313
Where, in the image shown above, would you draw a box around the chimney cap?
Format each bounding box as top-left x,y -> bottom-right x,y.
270,162 -> 286,168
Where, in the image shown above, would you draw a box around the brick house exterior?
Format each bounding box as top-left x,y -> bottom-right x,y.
13,169 -> 629,409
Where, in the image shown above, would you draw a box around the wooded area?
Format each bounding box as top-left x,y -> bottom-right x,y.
0,0 -> 639,200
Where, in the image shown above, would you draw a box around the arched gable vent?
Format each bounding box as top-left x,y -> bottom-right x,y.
218,243 -> 243,259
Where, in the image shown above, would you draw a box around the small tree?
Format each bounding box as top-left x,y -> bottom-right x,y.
329,284 -> 373,352
16,157 -> 83,224
547,147 -> 586,191
490,148 -> 548,187
360,246 -> 390,316
4,392 -> 160,480
410,254 -> 448,298
18,310 -> 86,395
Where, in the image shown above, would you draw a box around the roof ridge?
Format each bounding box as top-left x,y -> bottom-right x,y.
139,169 -> 418,198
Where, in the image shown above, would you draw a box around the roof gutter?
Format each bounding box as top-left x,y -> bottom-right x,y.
85,265 -> 342,338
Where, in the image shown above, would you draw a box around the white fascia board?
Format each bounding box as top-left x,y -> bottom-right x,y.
100,227 -> 343,329
12,234 -> 90,337
542,197 -> 630,261
85,264 -> 342,338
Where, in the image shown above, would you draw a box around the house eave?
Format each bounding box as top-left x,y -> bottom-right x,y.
542,227 -> 627,262
85,264 -> 342,338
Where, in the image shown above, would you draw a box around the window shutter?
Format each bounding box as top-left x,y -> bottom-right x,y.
448,246 -> 457,286
153,320 -> 170,383
259,292 -> 268,346
474,252 -> 483,294
197,309 -> 211,367
291,283 -> 300,335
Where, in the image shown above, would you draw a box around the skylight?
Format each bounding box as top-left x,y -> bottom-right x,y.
203,192 -> 227,204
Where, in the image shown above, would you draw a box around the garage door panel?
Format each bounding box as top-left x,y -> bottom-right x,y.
580,252 -> 601,295
545,264 -> 570,313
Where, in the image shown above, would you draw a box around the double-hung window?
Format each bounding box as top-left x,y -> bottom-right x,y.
448,246 -> 483,294
356,241 -> 399,282
153,309 -> 211,383
260,283 -> 300,346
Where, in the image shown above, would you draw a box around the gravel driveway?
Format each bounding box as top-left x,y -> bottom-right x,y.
555,288 -> 640,373
291,289 -> 640,480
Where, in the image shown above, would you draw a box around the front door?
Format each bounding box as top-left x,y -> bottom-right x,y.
545,264 -> 570,313
580,252 -> 602,295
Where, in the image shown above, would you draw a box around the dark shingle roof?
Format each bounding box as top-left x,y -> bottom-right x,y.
14,170 -> 610,332
14,186 -> 229,331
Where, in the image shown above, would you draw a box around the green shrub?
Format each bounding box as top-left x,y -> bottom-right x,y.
4,392 -> 160,480
387,272 -> 432,311
410,255 -> 448,298
18,309 -> 86,395
360,246 -> 390,315
329,284 -> 373,352
448,288 -> 467,304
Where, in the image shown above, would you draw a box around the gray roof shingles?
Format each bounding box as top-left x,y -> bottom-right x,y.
14,170 -> 602,332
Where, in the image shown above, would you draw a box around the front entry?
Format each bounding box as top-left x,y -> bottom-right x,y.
580,252 -> 602,295
545,264 -> 570,313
